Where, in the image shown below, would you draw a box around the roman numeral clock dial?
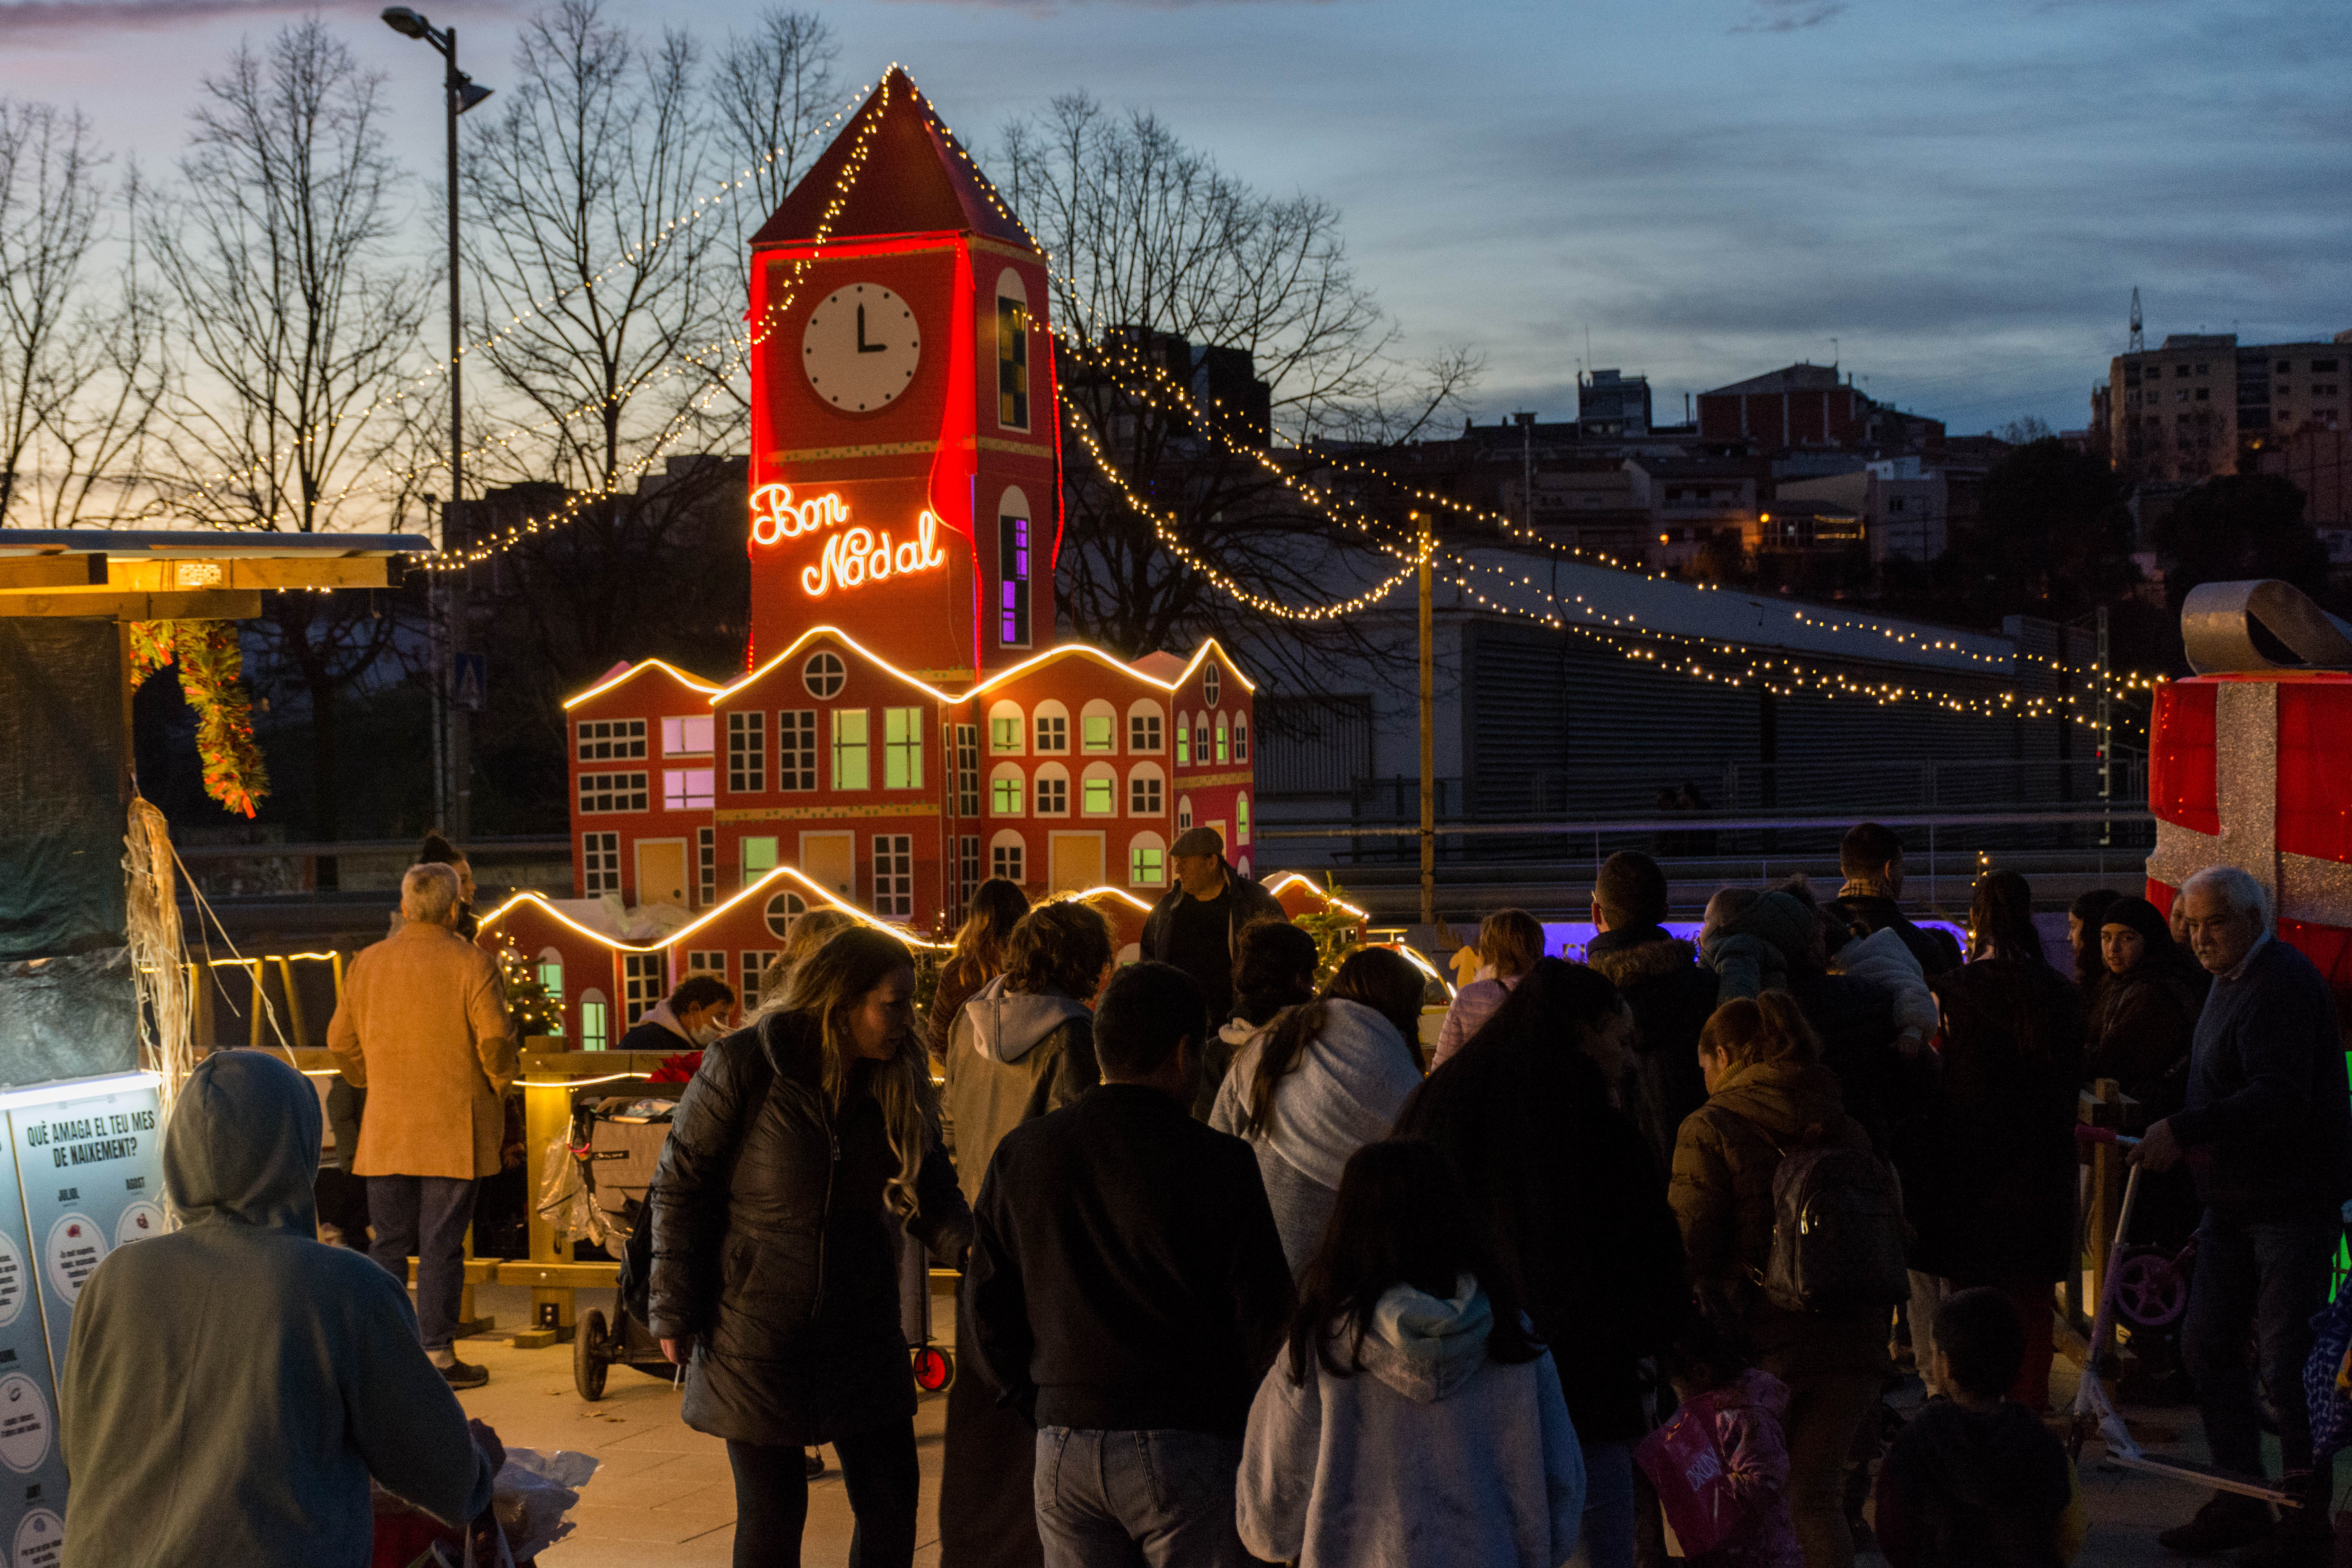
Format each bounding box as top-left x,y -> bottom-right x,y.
802,284 -> 922,412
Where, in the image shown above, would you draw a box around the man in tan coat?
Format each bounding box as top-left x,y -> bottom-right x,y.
328,862 -> 517,1388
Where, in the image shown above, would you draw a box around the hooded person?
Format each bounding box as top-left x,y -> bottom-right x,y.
1210,947 -> 1429,1274
938,898 -> 1112,1568
1203,918 -> 1321,1122
1238,1139 -> 1585,1568
61,1050 -> 496,1568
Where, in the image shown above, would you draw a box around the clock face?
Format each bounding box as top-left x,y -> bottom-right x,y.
802,284 -> 922,412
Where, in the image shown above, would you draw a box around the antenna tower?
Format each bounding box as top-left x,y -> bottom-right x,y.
2129,287 -> 2144,354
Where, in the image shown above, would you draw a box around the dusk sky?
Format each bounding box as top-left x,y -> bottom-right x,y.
4,0 -> 2348,437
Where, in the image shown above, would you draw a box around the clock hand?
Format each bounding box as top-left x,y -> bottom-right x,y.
856,303 -> 886,354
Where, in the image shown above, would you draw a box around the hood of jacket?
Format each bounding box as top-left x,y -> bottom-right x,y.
166,1049 -> 322,1234
1586,929 -> 1700,990
638,998 -> 694,1044
1899,1399 -> 2073,1516
1704,1057 -> 1851,1145
1231,999 -> 1421,1189
961,974 -> 1089,1065
1832,924 -> 1924,983
1357,1273 -> 1493,1403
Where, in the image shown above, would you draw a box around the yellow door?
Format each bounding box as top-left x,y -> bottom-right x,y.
1049,832 -> 1104,894
636,840 -> 688,909
801,832 -> 855,900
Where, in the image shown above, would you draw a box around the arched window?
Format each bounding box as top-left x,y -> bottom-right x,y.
987,699 -> 1024,755
1177,794 -> 1194,833
1033,699 -> 1070,754
1176,712 -> 1192,766
1128,830 -> 1168,887
997,486 -> 1033,650
537,947 -> 565,1001
1127,762 -> 1165,817
1033,762 -> 1071,817
1081,761 -> 1118,816
579,988 -> 610,1052
1233,712 -> 1249,763
1214,714 -> 1230,764
989,829 -> 1027,885
989,761 -> 1026,817
764,891 -> 807,939
994,269 -> 1030,431
1080,699 -> 1118,753
1236,792 -> 1251,846
1126,699 -> 1164,754
1203,663 -> 1221,706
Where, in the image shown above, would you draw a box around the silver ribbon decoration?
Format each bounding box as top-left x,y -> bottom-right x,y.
2149,580 -> 2352,926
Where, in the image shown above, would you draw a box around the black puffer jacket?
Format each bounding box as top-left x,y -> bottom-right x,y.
648,1012 -> 972,1447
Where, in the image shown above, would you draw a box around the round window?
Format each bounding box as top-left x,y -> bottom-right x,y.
803,651 -> 846,699
764,891 -> 806,940
1203,664 -> 1220,706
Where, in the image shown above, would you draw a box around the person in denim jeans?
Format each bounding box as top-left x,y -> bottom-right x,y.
2135,867 -> 2350,1566
968,962 -> 1294,1568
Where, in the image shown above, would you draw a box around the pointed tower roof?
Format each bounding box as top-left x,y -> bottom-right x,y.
750,67 -> 1036,252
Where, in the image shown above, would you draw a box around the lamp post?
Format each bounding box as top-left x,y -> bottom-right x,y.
383,6 -> 491,841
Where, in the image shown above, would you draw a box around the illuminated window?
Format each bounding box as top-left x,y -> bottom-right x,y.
1233,714 -> 1249,762
998,494 -> 1032,649
955,724 -> 980,815
1176,716 -> 1191,766
1237,793 -> 1251,846
579,991 -> 609,1051
742,837 -> 778,883
991,763 -> 1025,816
537,948 -> 565,1004
996,279 -> 1030,430
803,651 -> 846,699
1082,764 -> 1116,815
1214,717 -> 1229,763
1128,704 -> 1163,753
1130,832 -> 1167,887
884,707 -> 924,789
779,710 -> 817,791
581,831 -> 621,894
579,771 -> 649,813
989,700 -> 1024,754
662,768 -> 714,811
831,710 -> 869,791
991,833 -> 1024,884
1081,701 -> 1117,753
622,953 -> 663,1025
727,711 -> 766,792
661,715 -> 713,755
1129,768 -> 1163,816
1034,767 -> 1069,816
875,833 -> 913,918
575,718 -> 645,761
764,891 -> 807,939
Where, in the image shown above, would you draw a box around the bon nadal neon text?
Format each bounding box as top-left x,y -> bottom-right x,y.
750,484 -> 948,599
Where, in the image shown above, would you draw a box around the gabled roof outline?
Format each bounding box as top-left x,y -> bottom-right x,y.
478,864 -> 951,953
561,658 -> 724,711
708,624 -> 960,707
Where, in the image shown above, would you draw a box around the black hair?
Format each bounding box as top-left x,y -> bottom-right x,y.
669,975 -> 736,1013
1595,851 -> 1670,928
1325,947 -> 1427,1046
1934,1286 -> 2026,1401
1093,962 -> 1205,1078
1662,1311 -> 1753,1394
1230,919 -> 1318,1026
418,830 -> 465,867
1840,821 -> 1906,880
2070,888 -> 2122,991
1969,869 -> 2046,965
1287,1139 -> 1541,1383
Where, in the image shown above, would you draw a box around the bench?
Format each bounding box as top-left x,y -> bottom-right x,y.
496,1261 -> 622,1348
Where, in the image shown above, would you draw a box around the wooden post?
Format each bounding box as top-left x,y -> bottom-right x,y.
1416,514 -> 1435,928
2078,1078 -> 2124,1351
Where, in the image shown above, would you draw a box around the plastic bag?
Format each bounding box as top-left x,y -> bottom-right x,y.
1635,1401 -> 1751,1558
493,1448 -> 600,1561
533,1131 -> 612,1254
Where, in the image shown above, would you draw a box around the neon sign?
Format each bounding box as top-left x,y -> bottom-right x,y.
751,483 -> 951,599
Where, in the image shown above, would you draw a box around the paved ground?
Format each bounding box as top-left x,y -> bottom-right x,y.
446,1283 -> 2316,1566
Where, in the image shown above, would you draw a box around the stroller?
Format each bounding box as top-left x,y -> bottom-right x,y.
556,1088 -> 686,1400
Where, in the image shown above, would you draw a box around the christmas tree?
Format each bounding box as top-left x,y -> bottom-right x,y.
495,940 -> 564,1040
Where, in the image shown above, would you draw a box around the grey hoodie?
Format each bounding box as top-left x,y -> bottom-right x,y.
61,1051 -> 493,1568
958,975 -> 1089,1065
1239,1276 -> 1586,1568
943,978 -> 1100,1207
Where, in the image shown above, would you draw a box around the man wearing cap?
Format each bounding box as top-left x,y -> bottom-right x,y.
1141,828 -> 1286,1103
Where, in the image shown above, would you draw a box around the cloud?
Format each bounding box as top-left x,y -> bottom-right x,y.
1732,0 -> 1847,31
0,0 -> 382,34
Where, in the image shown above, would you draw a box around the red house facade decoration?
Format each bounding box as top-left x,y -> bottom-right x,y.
479,69 -> 1259,1042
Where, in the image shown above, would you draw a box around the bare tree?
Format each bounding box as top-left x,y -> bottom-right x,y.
711,7 -> 839,268
998,94 -> 1477,677
145,20 -> 430,835
0,102 -> 166,527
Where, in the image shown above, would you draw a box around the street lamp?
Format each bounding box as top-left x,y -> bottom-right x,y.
383,6 -> 490,841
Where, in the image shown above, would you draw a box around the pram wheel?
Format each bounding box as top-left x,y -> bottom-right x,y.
575,1309 -> 611,1401
911,1344 -> 955,1393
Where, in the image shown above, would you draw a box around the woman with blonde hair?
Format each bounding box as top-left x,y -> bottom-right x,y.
649,926 -> 971,1568
1432,908 -> 1544,1067
1670,994 -> 1887,1568
757,908 -> 858,1011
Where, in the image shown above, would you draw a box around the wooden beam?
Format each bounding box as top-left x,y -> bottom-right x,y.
0,556 -> 106,591
225,556 -> 392,590
0,589 -> 263,619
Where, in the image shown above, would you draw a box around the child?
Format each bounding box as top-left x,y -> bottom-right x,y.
1822,899 -> 1940,1056
1648,1318 -> 1802,1568
1236,1140 -> 1586,1567
1875,1287 -> 2085,1567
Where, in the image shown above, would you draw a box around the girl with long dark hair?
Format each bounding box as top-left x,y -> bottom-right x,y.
1209,946 -> 1428,1273
926,878 -> 1031,1060
1238,1139 -> 1586,1567
649,927 -> 971,1568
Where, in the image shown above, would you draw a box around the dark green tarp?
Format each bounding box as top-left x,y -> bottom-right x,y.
0,946 -> 139,1086
0,619 -> 128,961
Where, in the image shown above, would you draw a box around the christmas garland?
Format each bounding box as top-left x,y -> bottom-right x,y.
128,621 -> 270,818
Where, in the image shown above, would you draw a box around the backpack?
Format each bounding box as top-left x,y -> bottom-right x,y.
1733,1115 -> 1911,1315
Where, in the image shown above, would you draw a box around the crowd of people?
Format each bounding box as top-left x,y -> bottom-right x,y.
44,818 -> 2351,1568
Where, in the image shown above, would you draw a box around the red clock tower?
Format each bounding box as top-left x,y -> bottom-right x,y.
745,69 -> 1060,682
